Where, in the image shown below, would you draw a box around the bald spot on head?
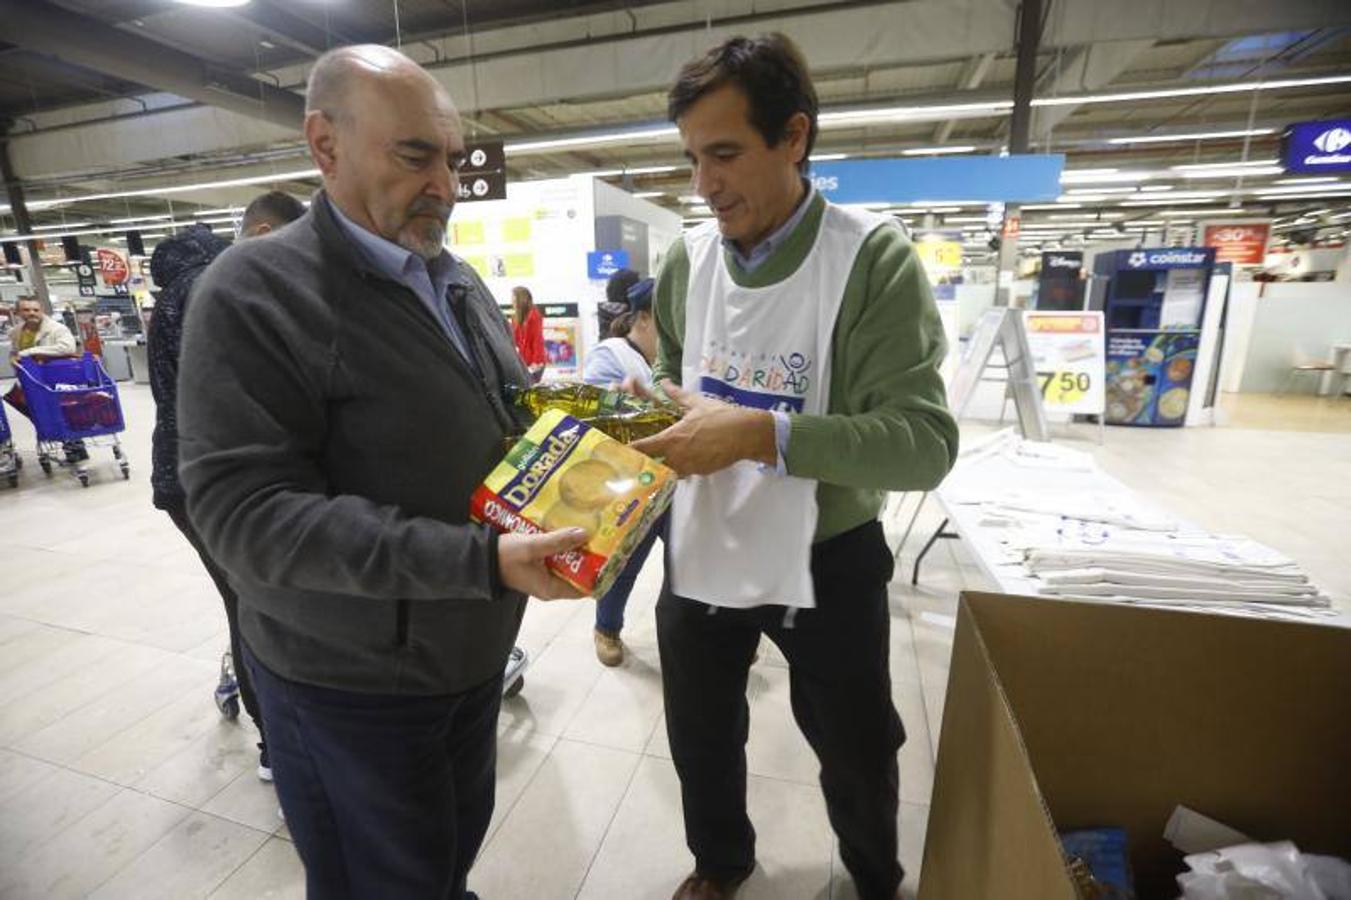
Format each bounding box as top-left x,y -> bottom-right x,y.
306,45 -> 453,123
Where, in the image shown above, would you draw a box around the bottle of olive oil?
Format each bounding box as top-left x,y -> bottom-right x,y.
501,383 -> 679,450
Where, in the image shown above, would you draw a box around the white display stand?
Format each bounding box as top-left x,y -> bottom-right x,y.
1186,269 -> 1230,427
948,308 -> 1049,442
892,308 -> 1048,561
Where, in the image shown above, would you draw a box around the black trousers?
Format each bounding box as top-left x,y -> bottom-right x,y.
657,520 -> 905,900
243,646 -> 500,900
164,500 -> 265,746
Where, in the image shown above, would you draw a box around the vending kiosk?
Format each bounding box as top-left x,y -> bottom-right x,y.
1091,247 -> 1215,427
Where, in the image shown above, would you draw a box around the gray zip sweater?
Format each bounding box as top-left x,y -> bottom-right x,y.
177,191 -> 532,695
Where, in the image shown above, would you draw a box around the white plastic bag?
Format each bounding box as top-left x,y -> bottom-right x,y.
1178,841 -> 1351,900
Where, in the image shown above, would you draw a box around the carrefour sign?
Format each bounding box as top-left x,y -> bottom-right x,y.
1120,248 -> 1215,270
1283,119 -> 1351,174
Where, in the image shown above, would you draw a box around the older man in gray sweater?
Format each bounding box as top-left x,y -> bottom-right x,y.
177,45 -> 586,900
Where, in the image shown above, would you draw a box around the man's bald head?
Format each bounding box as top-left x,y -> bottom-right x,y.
306,45 -> 446,122
303,44 -> 466,260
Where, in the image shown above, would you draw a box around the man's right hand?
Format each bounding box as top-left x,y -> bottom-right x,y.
498,528 -> 590,600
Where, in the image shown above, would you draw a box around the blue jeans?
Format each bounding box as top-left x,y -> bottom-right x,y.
595,512 -> 667,634
243,646 -> 500,900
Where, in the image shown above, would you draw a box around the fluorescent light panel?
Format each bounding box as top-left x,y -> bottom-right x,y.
1031,74 -> 1351,107
1107,128 -> 1275,145
901,145 -> 978,156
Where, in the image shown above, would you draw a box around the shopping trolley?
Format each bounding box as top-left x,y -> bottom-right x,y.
0,398 -> 19,488
15,353 -> 130,487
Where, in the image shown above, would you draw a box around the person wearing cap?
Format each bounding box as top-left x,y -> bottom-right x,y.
581,276 -> 662,666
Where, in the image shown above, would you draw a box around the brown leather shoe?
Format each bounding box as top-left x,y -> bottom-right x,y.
670,871 -> 749,899
593,628 -> 624,667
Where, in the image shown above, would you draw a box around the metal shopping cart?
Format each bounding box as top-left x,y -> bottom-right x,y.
15,353 -> 130,487
0,397 -> 19,488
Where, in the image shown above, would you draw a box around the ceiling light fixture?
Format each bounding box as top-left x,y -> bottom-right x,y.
1273,177 -> 1340,185
586,164 -> 683,178
507,126 -> 679,155
819,101 -> 1013,127
901,146 -> 978,156
1061,171 -> 1153,184
1171,159 -> 1279,172
1120,198 -> 1222,206
109,214 -> 174,224
2,170 -> 319,215
1107,128 -> 1276,145
1179,165 -> 1286,179
1031,74 -> 1351,107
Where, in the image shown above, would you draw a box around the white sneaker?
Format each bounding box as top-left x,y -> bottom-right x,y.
258,745 -> 273,782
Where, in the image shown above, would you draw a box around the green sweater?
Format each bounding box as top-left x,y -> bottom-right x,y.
652,193 -> 959,541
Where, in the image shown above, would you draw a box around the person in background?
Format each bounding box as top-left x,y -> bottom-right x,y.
5,295 -> 84,459
633,34 -> 958,900
176,45 -> 585,900
7,294 -> 76,367
599,266 -> 641,338
581,277 -> 660,666
148,203 -> 301,784
238,190 -> 307,239
511,285 -> 546,383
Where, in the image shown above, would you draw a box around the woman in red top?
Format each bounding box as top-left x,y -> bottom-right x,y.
511,286 -> 546,384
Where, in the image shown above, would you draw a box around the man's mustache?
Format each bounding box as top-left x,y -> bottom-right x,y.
407,198 -> 452,223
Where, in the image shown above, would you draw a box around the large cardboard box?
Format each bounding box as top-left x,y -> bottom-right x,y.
919,592 -> 1351,899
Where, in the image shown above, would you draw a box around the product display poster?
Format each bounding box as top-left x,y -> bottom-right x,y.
543,318 -> 580,376
1105,331 -> 1199,427
1024,311 -> 1105,415
1202,222 -> 1270,265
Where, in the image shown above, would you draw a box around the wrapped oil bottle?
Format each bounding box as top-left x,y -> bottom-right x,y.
502,382 -> 679,451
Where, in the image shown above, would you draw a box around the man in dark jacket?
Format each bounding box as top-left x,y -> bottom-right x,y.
148,212 -> 300,782
176,45 -> 587,900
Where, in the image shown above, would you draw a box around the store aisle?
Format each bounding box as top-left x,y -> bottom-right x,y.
0,383 -> 1346,899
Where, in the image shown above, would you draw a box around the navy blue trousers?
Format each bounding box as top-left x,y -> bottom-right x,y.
244,646 -> 500,900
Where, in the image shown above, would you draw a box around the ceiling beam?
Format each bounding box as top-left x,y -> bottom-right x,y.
223,0 -> 361,58
0,0 -> 305,131
1027,39 -> 1155,145
933,52 -> 997,143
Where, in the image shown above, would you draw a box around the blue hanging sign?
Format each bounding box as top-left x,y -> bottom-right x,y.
808,154 -> 1065,204
1282,119 -> 1351,174
587,249 -> 630,280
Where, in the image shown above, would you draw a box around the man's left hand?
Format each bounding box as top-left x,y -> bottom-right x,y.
631,379 -> 777,477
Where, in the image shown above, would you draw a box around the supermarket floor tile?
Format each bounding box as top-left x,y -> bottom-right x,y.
0,381 -> 1345,896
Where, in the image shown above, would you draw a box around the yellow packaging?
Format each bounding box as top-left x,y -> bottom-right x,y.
470,409 -> 676,596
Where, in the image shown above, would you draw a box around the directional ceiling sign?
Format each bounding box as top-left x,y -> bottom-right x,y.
457,140 -> 507,202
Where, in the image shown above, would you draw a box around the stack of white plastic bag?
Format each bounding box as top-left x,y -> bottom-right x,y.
940,429 -> 1337,621
1177,841 -> 1351,900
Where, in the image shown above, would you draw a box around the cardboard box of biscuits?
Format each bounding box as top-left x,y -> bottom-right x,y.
470,408 -> 676,596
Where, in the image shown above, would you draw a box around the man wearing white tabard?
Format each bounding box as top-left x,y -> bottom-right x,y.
632,35 -> 959,900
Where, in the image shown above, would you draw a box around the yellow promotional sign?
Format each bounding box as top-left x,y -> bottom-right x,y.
1023,311 -> 1106,415
914,235 -> 963,278
451,220 -> 486,246
501,217 -> 532,243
